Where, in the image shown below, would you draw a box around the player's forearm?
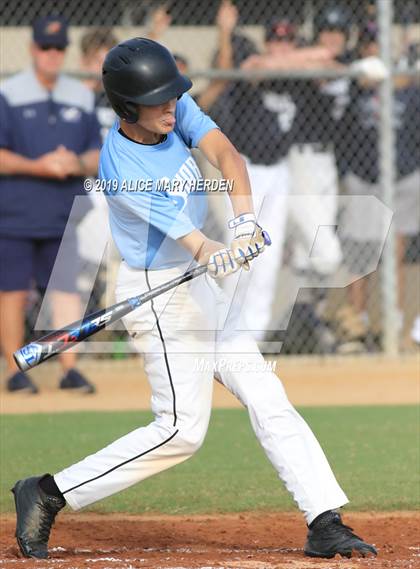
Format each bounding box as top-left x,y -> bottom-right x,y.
0,149 -> 41,176
178,229 -> 224,264
199,131 -> 254,217
177,229 -> 207,260
217,148 -> 254,216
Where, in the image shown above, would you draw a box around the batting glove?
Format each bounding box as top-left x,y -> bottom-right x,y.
207,248 -> 245,279
350,56 -> 389,82
229,213 -> 270,269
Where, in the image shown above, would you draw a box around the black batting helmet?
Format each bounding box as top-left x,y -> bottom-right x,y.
102,37 -> 192,123
315,4 -> 353,36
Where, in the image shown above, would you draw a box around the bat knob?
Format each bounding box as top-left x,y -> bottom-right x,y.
13,343 -> 43,372
262,230 -> 272,246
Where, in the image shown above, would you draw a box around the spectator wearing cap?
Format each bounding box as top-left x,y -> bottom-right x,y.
265,18 -> 299,55
242,18 -> 336,71
243,5 -> 354,281
80,27 -> 119,141
213,6 -> 355,349
244,7 -> 359,351
0,15 -> 101,393
313,4 -> 353,62
282,4 -> 355,283
249,6 -> 393,351
77,27 -> 118,293
339,22 -> 420,348
240,5 -> 388,278
142,2 -> 229,115
207,4 -> 307,343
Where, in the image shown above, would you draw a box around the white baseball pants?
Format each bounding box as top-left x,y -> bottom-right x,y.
55,262 -> 348,524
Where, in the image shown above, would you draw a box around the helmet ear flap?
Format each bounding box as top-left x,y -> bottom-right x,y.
116,101 -> 138,123
124,101 -> 139,123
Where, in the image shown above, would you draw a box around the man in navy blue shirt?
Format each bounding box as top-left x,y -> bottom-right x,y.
0,16 -> 101,393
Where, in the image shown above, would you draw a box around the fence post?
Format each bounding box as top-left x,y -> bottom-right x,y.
378,0 -> 399,356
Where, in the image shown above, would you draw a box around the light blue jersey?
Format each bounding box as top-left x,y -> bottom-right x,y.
99,94 -> 218,269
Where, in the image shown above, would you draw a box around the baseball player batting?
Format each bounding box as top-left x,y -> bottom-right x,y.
12,38 -> 376,561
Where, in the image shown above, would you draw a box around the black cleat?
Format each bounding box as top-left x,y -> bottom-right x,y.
12,476 -> 65,559
7,371 -> 38,394
59,369 -> 96,394
304,511 -> 377,559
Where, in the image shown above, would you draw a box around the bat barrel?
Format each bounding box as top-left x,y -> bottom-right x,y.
13,299 -> 136,371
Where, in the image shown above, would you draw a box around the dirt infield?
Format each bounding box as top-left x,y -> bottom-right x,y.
1,512 -> 419,569
1,356 -> 418,568
1,354 -> 419,414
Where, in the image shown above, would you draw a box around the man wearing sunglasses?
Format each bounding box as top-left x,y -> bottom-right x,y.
0,16 -> 101,394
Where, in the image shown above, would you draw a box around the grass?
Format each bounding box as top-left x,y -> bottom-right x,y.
0,406 -> 418,514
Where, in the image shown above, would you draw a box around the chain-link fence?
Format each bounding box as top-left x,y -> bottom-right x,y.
1,0 -> 419,364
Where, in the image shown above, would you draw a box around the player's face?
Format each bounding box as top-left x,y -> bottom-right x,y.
138,98 -> 178,134
318,30 -> 346,57
31,43 -> 66,79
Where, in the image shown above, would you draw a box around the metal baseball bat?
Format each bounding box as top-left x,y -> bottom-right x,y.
14,264 -> 208,372
14,231 -> 271,372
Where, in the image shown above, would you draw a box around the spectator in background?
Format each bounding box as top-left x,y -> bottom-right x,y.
242,4 -> 364,351
247,4 -> 358,275
340,22 -> 420,348
78,28 -> 119,311
284,3 -> 355,281
0,16 -> 101,393
243,9 -> 387,284
80,27 -> 119,141
196,0 -> 245,114
173,53 -> 189,75
208,4 -> 308,343
217,3 -> 355,347
145,3 -> 172,42
144,5 -> 184,71
252,14 -> 348,351
143,2 -> 231,115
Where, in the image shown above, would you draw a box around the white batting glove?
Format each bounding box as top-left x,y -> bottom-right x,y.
229,213 -> 270,270
207,248 -> 244,279
351,57 -> 389,82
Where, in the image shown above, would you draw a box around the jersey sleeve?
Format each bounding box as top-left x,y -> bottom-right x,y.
175,93 -> 219,148
0,92 -> 12,149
